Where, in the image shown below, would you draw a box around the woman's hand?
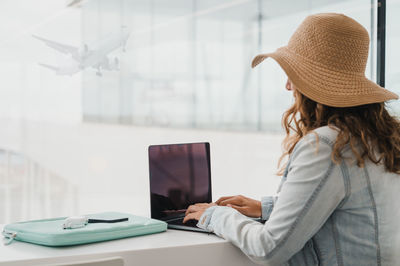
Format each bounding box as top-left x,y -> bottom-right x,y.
216,195 -> 262,218
183,203 -> 216,223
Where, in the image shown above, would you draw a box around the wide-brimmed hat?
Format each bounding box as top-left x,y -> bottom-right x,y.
252,13 -> 398,107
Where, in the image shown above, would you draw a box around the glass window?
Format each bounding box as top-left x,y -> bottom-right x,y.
0,0 -> 379,224
81,0 -> 377,132
386,0 -> 400,115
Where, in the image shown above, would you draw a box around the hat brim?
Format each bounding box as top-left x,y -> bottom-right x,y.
252,47 -> 399,107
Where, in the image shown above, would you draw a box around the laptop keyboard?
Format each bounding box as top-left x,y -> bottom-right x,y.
168,218 -> 198,228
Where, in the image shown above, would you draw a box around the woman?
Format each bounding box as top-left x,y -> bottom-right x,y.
183,13 -> 400,265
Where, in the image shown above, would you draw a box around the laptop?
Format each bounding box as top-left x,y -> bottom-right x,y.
148,142 -> 211,233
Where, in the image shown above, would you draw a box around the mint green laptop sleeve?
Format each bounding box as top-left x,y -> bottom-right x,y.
2,212 -> 167,246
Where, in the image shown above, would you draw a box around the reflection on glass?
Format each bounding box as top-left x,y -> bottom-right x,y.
0,149 -> 78,224
81,0 -> 377,132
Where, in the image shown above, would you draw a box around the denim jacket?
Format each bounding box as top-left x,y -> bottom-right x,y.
197,126 -> 400,265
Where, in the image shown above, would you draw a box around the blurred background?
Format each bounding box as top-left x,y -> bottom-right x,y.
0,0 -> 398,224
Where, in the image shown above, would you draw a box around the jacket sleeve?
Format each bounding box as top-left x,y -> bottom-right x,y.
261,196 -> 277,221
197,134 -> 346,265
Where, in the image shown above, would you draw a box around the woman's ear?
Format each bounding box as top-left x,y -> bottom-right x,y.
286,79 -> 292,91
286,79 -> 294,91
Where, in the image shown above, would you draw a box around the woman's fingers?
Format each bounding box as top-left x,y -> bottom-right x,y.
218,196 -> 244,207
184,206 -> 208,223
186,197 -> 260,222
185,203 -> 214,216
183,202 -> 216,223
185,204 -> 200,215
194,202 -> 215,207
183,213 -> 197,223
215,196 -> 234,205
216,195 -> 246,206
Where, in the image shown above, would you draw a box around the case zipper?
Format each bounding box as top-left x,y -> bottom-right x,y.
2,230 -> 17,245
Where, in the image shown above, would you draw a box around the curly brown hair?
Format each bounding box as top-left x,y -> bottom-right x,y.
278,89 -> 400,175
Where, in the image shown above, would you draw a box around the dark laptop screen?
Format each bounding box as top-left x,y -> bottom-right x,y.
149,142 -> 211,220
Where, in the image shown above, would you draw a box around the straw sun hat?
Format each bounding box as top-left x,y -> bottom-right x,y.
252,13 -> 398,107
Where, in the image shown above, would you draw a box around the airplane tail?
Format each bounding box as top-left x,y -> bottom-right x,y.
32,35 -> 47,42
38,63 -> 58,72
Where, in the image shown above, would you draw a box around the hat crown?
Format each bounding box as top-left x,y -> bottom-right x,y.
287,13 -> 370,74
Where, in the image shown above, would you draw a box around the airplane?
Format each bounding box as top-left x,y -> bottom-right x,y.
33,28 -> 130,76
66,0 -> 87,7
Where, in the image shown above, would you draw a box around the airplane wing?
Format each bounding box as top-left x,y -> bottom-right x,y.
38,63 -> 58,72
33,35 -> 80,60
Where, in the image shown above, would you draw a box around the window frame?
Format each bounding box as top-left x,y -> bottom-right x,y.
377,0 -> 386,87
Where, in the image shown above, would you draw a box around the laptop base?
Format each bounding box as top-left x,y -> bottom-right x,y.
167,224 -> 210,233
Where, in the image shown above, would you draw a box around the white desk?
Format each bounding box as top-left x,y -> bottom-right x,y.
0,225 -> 258,266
